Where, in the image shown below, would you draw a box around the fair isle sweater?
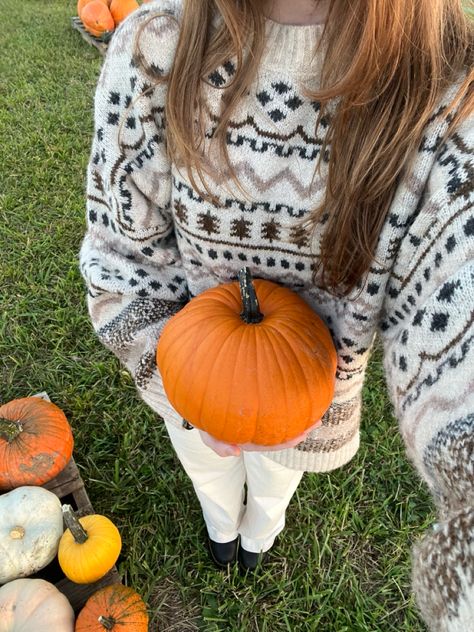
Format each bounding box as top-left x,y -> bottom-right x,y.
79,2 -> 474,629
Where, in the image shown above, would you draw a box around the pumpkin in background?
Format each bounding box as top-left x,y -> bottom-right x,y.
77,0 -> 109,18
58,506 -> 122,584
110,0 -> 140,25
0,396 -> 74,490
0,486 -> 63,584
157,267 -> 337,445
81,0 -> 115,37
0,578 -> 74,632
75,584 -> 149,631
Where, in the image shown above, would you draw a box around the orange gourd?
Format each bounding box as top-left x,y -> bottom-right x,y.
81,1 -> 115,38
110,0 -> 139,25
0,397 -> 74,491
77,0 -> 109,18
75,585 -> 149,631
157,267 -> 337,446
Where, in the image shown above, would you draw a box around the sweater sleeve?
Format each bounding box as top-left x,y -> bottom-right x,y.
79,3 -> 188,415
377,112 -> 474,631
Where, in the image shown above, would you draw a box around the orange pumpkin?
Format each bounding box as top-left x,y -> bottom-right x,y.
77,0 -> 109,18
110,0 -> 139,25
81,1 -> 115,37
0,397 -> 74,490
75,585 -> 149,631
157,268 -> 337,446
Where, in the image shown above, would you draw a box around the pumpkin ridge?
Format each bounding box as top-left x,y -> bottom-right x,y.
158,310 -> 217,381
249,325 -> 261,442
194,319 -> 243,431
187,290 -> 240,312
263,318 -> 335,371
196,283 -> 241,310
252,278 -> 285,312
21,584 -> 57,619
263,326 -> 305,442
104,587 -> 144,614
259,326 -> 290,443
264,324 -> 320,435
164,316 -> 241,421
220,322 -> 251,442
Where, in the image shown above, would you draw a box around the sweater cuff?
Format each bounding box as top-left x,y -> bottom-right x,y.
412,505 -> 474,632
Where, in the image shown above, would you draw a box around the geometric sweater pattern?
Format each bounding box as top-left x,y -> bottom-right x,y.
79,3 -> 474,630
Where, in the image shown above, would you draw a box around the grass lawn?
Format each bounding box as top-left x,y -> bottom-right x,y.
0,1 -> 442,630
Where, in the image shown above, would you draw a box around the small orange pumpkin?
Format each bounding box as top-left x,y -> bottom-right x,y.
77,0 -> 109,18
110,0 -> 139,25
81,1 -> 115,38
75,584 -> 149,631
157,268 -> 337,446
0,397 -> 74,490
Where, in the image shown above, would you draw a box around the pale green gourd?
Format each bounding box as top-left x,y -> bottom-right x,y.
0,486 -> 63,584
0,578 -> 74,632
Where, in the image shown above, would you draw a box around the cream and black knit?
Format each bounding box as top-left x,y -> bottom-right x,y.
79,2 -> 474,629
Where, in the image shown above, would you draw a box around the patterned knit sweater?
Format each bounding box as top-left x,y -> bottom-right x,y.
79,2 -> 474,629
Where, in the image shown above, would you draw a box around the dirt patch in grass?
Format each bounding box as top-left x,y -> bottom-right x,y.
149,577 -> 201,631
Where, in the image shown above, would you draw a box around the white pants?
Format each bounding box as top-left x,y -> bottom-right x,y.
165,421 -> 304,553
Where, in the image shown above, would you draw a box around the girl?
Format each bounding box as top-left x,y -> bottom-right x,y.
79,0 -> 473,629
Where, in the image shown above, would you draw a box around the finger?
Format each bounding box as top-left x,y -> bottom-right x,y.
220,445 -> 241,457
199,430 -> 241,457
210,443 -> 241,457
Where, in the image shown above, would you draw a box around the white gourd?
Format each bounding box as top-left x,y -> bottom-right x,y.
0,578 -> 74,632
0,486 -> 63,584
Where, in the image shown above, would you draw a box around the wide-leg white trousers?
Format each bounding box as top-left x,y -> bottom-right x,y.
165,421 -> 304,553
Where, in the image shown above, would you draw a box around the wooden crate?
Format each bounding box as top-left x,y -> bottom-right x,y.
34,456 -> 122,612
9,393 -> 122,612
71,16 -> 111,56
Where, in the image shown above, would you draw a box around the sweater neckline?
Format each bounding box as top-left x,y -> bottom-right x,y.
209,11 -> 326,75
261,17 -> 325,74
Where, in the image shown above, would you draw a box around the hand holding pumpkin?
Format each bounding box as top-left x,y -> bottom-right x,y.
199,418 -> 322,457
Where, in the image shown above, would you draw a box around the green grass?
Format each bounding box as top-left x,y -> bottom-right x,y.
0,1 -> 440,630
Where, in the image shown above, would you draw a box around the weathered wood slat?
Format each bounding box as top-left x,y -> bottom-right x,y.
71,16 -> 111,56
55,566 -> 122,607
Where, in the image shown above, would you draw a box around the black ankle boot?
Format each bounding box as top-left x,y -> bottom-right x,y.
238,547 -> 267,572
208,537 -> 239,568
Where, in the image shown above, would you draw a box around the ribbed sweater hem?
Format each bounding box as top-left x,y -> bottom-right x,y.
263,432 -> 360,472
141,381 -> 361,474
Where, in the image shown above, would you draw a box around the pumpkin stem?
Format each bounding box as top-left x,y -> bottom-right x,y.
98,616 -> 116,630
62,504 -> 89,544
238,267 -> 264,324
0,418 -> 23,442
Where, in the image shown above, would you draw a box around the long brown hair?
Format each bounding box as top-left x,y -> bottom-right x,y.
135,0 -> 473,296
